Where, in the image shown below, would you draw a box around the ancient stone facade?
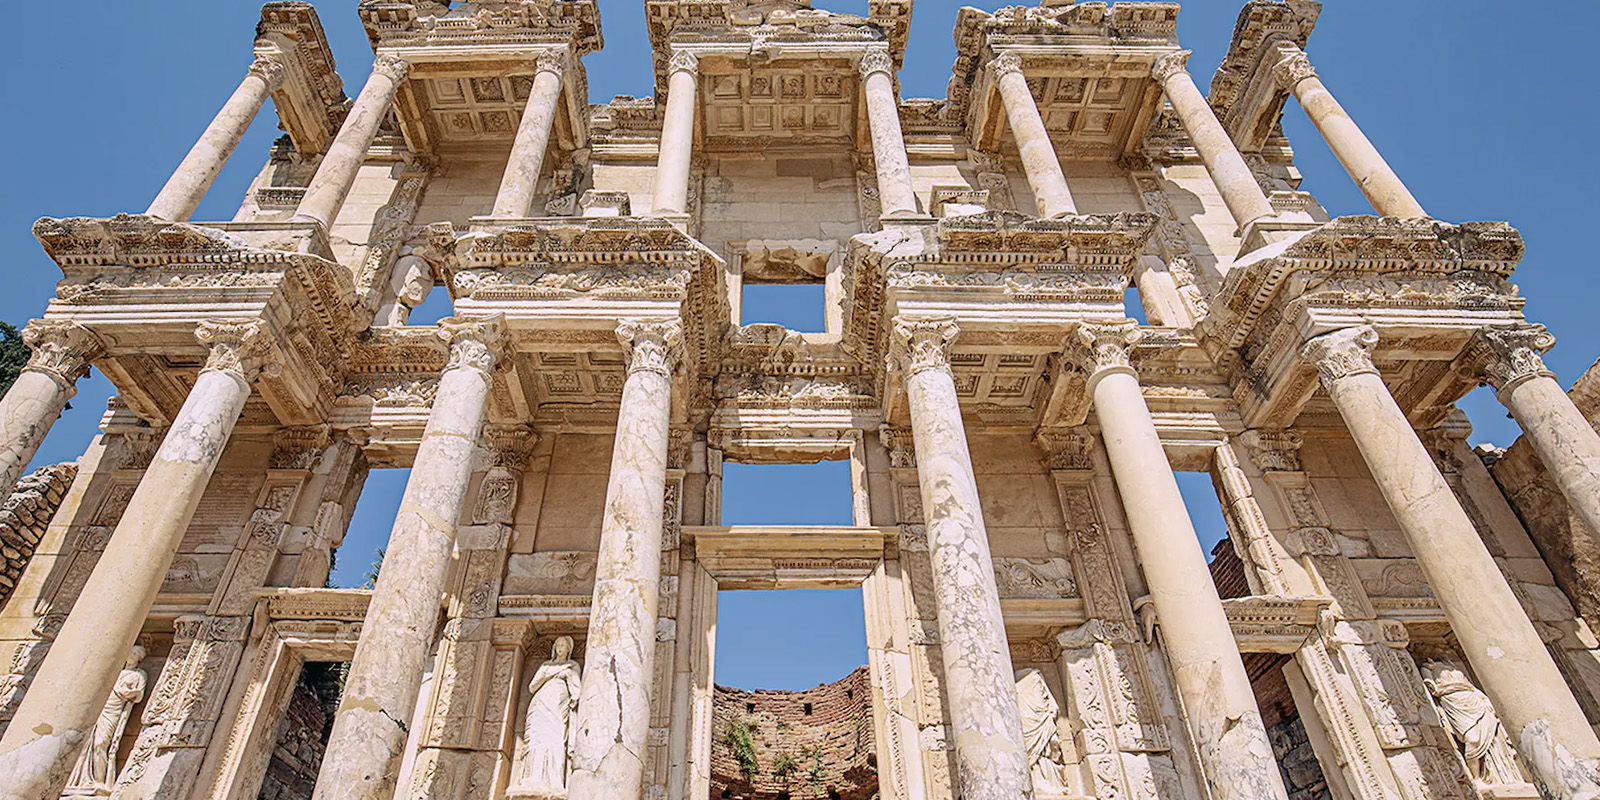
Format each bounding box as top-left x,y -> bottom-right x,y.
1,1 -> 1600,799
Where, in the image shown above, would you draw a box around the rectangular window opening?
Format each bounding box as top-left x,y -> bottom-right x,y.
332,468 -> 410,589
739,283 -> 828,333
721,460 -> 854,527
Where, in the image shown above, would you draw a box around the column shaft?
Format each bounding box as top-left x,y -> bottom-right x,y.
491,53 -> 566,218
1503,375 -> 1600,541
0,321 -> 266,800
1153,52 -> 1274,231
312,318 -> 502,800
894,318 -> 1030,800
0,322 -> 100,507
651,53 -> 698,215
991,54 -> 1076,218
1080,324 -> 1288,800
292,55 -> 409,229
147,56 -> 285,222
1275,49 -> 1425,219
1306,326 -> 1600,799
860,52 -> 918,218
567,320 -> 681,800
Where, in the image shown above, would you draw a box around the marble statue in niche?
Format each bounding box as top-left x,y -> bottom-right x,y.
62,645 -> 147,796
1015,667 -> 1071,797
1420,659 -> 1524,787
509,636 -> 582,798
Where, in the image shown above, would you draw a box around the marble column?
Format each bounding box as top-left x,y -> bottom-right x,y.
567,319 -> 682,800
891,317 -> 1031,800
0,321 -> 101,507
491,50 -> 567,218
1151,51 -> 1275,231
1077,322 -> 1289,800
1272,46 -> 1425,219
651,52 -> 698,215
147,54 -> 287,222
311,316 -> 504,800
859,50 -> 918,218
990,52 -> 1076,218
292,54 -> 410,229
1468,324 -> 1600,546
1303,326 -> 1600,799
0,320 -> 271,800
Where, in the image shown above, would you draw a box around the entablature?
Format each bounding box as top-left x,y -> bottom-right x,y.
258,2 -> 350,157
1206,0 -> 1320,153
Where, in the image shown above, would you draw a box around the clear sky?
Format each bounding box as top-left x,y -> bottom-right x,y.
2,1 -> 1595,689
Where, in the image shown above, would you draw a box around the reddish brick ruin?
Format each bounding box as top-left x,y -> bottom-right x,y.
710,666 -> 877,800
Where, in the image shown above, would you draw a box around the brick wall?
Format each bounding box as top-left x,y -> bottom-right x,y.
256,662 -> 343,800
710,666 -> 877,800
0,463 -> 74,607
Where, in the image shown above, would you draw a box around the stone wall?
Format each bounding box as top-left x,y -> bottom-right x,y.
0,463 -> 74,609
710,666 -> 876,800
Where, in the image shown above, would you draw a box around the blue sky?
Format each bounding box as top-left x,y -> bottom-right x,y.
2,1 -> 1594,689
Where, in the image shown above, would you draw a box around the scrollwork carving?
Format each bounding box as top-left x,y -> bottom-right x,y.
1463,323 -> 1556,392
1301,325 -> 1379,389
616,318 -> 684,377
989,51 -> 1024,79
436,316 -> 506,376
195,320 -> 274,381
533,49 -> 568,77
19,320 -> 102,385
1073,321 -> 1142,379
890,317 -> 959,377
1271,47 -> 1316,89
666,49 -> 699,77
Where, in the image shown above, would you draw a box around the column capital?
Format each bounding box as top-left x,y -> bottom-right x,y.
666,49 -> 699,78
1463,323 -> 1557,392
483,423 -> 540,471
1151,50 -> 1191,84
1236,430 -> 1304,473
372,53 -> 411,83
891,317 -> 960,378
859,50 -> 895,79
617,318 -> 684,377
195,319 -> 276,382
1073,321 -> 1143,386
1271,45 -> 1316,90
534,49 -> 569,78
20,320 -> 103,386
437,315 -> 507,376
248,53 -> 290,92
1301,325 -> 1378,389
989,51 -> 1024,79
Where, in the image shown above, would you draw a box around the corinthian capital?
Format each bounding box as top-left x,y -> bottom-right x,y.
20,320 -> 103,385
1150,50 -> 1191,84
890,317 -> 960,378
248,53 -> 290,92
667,50 -> 699,77
859,50 -> 894,79
1073,321 -> 1143,380
989,52 -> 1024,79
196,320 -> 275,381
1301,326 -> 1379,389
617,318 -> 684,377
1271,46 -> 1316,89
372,53 -> 411,83
534,49 -> 569,78
1464,324 -> 1557,392
437,315 -> 506,376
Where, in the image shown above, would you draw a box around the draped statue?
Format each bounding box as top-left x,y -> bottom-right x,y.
62,645 -> 147,796
1015,667 -> 1070,796
1421,659 -> 1524,786
509,636 -> 582,798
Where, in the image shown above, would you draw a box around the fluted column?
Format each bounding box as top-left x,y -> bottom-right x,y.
651,51 -> 698,215
859,50 -> 918,218
312,316 -> 504,800
891,317 -> 1030,800
567,319 -> 682,800
1151,51 -> 1275,231
147,54 -> 287,221
292,54 -> 410,229
1272,46 -> 1425,219
1077,322 -> 1289,800
1467,324 -> 1600,544
990,52 -> 1076,218
1303,326 -> 1600,799
0,321 -> 271,800
0,321 -> 101,506
491,51 -> 568,218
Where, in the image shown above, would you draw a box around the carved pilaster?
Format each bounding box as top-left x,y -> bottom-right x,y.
889,317 -> 959,377
1150,50 -> 1191,84
19,320 -> 102,386
617,318 -> 685,377
436,316 -> 506,376
1301,325 -> 1379,390
195,320 -> 274,382
482,423 -> 538,471
270,425 -> 331,470
1462,323 -> 1557,392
